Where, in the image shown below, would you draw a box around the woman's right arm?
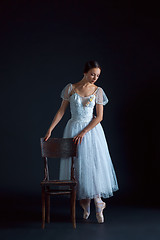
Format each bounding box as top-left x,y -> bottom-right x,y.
44,99 -> 69,141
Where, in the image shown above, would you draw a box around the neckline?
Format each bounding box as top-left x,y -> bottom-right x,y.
71,83 -> 99,98
74,92 -> 95,98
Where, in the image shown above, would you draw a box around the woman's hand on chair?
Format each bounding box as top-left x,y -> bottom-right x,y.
73,130 -> 86,144
44,129 -> 51,141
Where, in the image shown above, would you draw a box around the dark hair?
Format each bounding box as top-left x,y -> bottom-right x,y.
83,60 -> 101,73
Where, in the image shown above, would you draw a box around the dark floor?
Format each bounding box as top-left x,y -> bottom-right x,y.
1,196 -> 160,240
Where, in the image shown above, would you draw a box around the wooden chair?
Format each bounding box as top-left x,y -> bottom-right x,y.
40,138 -> 78,229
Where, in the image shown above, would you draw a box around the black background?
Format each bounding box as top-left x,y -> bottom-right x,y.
0,0 -> 159,212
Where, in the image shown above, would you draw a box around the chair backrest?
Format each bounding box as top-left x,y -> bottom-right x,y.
40,138 -> 77,158
40,138 -> 77,181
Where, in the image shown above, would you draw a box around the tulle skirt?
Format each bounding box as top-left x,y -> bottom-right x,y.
59,118 -> 119,200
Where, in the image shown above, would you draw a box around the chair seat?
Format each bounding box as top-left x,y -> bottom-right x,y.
41,180 -> 76,186
46,189 -> 72,195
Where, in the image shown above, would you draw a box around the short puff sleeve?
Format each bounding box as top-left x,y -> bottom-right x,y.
60,83 -> 72,101
95,87 -> 109,105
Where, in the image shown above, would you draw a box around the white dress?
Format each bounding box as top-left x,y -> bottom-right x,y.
59,83 -> 119,200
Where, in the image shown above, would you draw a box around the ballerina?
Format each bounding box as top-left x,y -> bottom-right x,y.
44,60 -> 119,223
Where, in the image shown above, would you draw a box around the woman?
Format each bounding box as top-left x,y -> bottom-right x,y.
44,60 -> 119,223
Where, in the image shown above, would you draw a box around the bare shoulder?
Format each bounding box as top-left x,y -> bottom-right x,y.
94,84 -> 99,91
72,82 -> 80,88
95,85 -> 103,91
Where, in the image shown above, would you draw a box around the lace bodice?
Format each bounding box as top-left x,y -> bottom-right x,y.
61,83 -> 108,122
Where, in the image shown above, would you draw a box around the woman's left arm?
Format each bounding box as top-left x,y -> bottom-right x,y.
73,104 -> 103,144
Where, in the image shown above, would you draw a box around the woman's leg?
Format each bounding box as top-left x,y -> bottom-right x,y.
80,198 -> 91,219
94,196 -> 106,223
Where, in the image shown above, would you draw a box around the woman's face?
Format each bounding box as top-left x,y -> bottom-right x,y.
84,68 -> 101,84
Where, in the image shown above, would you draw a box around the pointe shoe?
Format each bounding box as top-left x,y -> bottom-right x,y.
95,202 -> 106,223
80,202 -> 90,219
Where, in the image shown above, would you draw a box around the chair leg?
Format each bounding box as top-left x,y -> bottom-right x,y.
46,193 -> 50,223
41,186 -> 45,229
71,186 -> 76,229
